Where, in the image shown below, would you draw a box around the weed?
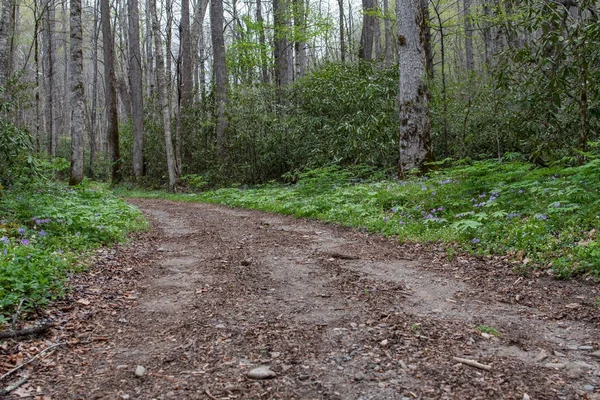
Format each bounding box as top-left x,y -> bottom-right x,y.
476,325 -> 501,336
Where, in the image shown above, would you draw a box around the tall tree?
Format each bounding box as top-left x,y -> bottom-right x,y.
294,0 -> 307,78
190,0 -> 209,98
69,0 -> 85,185
463,0 -> 474,71
176,0 -> 192,175
43,0 -> 56,156
359,0 -> 377,61
150,0 -> 177,191
210,0 -> 228,160
337,0 -> 345,62
0,0 -> 14,96
396,0 -> 433,174
128,0 -> 144,179
256,0 -> 269,82
100,0 -> 121,182
273,0 -> 293,88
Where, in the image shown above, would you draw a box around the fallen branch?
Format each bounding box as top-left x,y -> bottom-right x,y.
0,324 -> 53,340
204,388 -> 219,400
0,342 -> 65,382
0,375 -> 29,396
452,357 -> 492,371
323,252 -> 360,260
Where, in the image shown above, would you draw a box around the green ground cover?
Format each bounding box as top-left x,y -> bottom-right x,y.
122,159 -> 600,278
0,181 -> 147,322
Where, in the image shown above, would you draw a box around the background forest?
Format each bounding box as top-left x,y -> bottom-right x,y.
1,0 -> 599,189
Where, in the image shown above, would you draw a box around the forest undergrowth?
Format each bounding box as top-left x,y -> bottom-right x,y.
0,179 -> 147,321
121,157 -> 600,279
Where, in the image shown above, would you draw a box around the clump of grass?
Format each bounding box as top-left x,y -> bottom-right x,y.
476,325 -> 501,336
120,158 -> 600,278
0,180 -> 147,322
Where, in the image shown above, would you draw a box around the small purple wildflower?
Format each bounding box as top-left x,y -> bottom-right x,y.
0,236 -> 8,244
38,230 -> 47,237
535,214 -> 548,221
383,217 -> 389,222
421,186 -> 427,191
26,255 -> 31,259
439,179 -> 453,185
57,249 -> 63,254
391,206 -> 399,213
398,221 -> 406,225
21,239 -> 29,245
3,249 -> 6,255
474,202 -> 487,208
471,238 -> 481,244
507,212 -> 520,218
437,206 -> 444,211
17,228 -> 25,235
478,193 -> 487,198
552,202 -> 560,208
518,190 -> 524,194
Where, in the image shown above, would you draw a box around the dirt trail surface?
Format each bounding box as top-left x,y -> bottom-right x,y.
3,199 -> 600,399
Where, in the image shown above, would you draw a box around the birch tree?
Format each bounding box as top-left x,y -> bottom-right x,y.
69,0 -> 85,185
150,0 -> 177,191
397,0 -> 433,174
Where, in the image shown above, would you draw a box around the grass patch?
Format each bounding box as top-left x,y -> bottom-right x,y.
0,180 -> 147,323
476,325 -> 502,336
119,159 -> 600,278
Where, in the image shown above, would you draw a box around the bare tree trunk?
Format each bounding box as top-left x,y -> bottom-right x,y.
256,0 -> 269,82
165,0 -> 173,93
176,0 -> 192,175
294,0 -> 307,78
144,0 -> 153,96
0,0 -> 13,96
359,0 -> 376,60
382,0 -> 391,66
88,0 -> 99,177
337,0 -> 345,62
422,0 -> 433,78
150,0 -> 177,191
397,0 -> 433,175
273,0 -> 292,88
190,0 -> 208,97
44,0 -> 56,156
34,0 -> 41,150
101,0 -> 121,183
128,0 -> 144,179
482,1 -> 494,68
69,0 -> 85,185
210,0 -> 228,161
463,0 -> 474,71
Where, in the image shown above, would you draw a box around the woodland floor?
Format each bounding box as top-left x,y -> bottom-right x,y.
2,199 -> 600,399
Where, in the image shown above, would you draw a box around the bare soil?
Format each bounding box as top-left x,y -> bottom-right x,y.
2,199 -> 600,399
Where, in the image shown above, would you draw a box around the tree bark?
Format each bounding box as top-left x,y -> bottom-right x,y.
210,0 -> 228,161
190,0 -> 208,97
101,0 -> 121,183
69,0 -> 85,185
88,0 -> 99,177
359,0 -> 376,61
256,0 -> 269,82
44,0 -> 56,156
128,0 -> 144,179
150,0 -> 177,191
337,0 -> 345,62
397,0 -> 433,175
463,0 -> 474,71
273,0 -> 292,88
0,0 -> 14,96
294,0 -> 307,78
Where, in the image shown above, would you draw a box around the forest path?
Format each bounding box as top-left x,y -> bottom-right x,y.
24,199 -> 600,399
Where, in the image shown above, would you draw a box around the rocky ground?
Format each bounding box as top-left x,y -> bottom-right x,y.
2,198 -> 600,399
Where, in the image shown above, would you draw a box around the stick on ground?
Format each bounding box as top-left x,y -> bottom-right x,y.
0,342 -> 65,382
452,357 -> 492,371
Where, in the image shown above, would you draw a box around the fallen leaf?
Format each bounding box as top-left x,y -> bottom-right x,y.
76,299 -> 90,306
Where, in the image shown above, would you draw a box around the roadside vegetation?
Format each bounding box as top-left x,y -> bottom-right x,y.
121,157 -> 600,279
0,130 -> 147,322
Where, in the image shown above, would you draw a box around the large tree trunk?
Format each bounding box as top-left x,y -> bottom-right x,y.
128,0 -> 144,179
396,0 -> 433,175
359,0 -> 376,61
273,0 -> 292,88
150,0 -> 177,191
210,0 -> 228,161
176,0 -> 192,175
101,0 -> 121,183
69,0 -> 85,185
422,0 -> 433,78
382,0 -> 391,66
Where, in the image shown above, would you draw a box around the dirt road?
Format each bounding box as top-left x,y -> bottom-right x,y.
10,199 -> 600,399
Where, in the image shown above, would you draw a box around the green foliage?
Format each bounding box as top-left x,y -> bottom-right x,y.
123,159 -> 600,278
476,325 -> 501,336
0,180 -> 147,320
